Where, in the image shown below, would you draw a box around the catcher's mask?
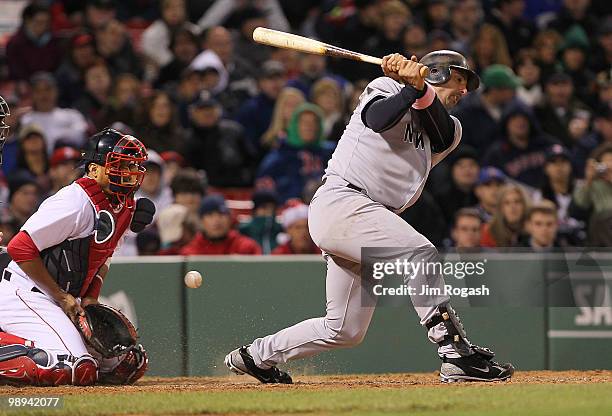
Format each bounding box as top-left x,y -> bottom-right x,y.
82,128 -> 147,207
419,50 -> 480,92
0,95 -> 10,166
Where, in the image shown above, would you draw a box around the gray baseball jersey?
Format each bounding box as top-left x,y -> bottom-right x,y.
325,77 -> 462,211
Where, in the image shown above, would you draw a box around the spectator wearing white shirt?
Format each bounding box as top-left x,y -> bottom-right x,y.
20,72 -> 89,153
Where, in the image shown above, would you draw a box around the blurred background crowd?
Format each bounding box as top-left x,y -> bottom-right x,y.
0,0 -> 610,256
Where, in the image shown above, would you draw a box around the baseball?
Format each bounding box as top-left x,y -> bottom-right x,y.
184,271 -> 202,289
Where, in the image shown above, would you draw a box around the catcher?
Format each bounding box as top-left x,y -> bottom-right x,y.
0,127 -> 154,386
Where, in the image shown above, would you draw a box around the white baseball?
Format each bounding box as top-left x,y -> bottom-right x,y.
184,271 -> 202,289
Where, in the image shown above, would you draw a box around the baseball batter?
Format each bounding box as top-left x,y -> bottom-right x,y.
226,51 -> 515,383
0,128 -> 153,386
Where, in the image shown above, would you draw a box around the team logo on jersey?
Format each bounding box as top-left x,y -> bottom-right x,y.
403,112 -> 425,150
94,210 -> 115,243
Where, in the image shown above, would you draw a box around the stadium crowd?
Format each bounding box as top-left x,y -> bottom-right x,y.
0,0 -> 610,255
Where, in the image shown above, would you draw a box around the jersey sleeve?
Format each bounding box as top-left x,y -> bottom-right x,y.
21,185 -> 95,252
358,77 -> 404,109
431,116 -> 463,168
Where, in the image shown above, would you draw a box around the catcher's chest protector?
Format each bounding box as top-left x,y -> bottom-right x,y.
39,178 -> 134,297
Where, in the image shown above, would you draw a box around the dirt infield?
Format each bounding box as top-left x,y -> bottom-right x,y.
1,370 -> 611,396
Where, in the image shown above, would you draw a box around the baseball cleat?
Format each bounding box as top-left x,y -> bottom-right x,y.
439,350 -> 514,383
224,345 -> 292,384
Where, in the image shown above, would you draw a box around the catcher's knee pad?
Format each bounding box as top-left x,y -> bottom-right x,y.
98,344 -> 148,385
0,344 -> 97,386
0,331 -> 35,347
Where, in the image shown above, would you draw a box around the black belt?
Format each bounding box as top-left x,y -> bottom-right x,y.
321,178 -> 396,210
2,270 -> 44,294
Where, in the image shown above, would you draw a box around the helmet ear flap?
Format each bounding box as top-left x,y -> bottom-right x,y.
426,65 -> 451,86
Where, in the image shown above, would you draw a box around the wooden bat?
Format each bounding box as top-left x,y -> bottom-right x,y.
253,27 -> 429,78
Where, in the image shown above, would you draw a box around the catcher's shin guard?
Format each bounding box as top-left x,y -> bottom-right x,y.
0,331 -> 35,347
98,344 -> 148,385
0,341 -> 97,386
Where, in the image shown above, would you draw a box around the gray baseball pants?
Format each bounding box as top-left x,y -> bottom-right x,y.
249,175 -> 458,368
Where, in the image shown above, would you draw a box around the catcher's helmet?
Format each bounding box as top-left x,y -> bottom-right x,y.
420,50 -> 480,92
0,95 -> 10,166
81,127 -> 148,204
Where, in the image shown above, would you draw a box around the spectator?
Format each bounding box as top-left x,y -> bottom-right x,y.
558,25 -> 594,104
483,103 -> 557,187
577,107 -> 612,176
230,7 -> 272,67
154,26 -> 200,89
573,144 -> 612,245
590,17 -> 612,74
521,200 -> 561,249
448,0 -> 483,55
399,189 -> 447,247
423,0 -> 451,32
157,204 -> 199,255
257,103 -> 335,203
452,64 -> 519,157
533,144 -> 586,245
474,166 -> 507,222
185,95 -> 256,188
403,23 -> 428,59
261,87 -> 306,150
191,26 -> 255,112
74,60 -> 113,128
239,189 -> 283,254
433,146 -> 480,227
6,2 -> 62,81
234,60 -> 286,158
287,53 -> 348,99
487,0 -> 535,56
0,215 -> 20,245
137,91 -> 187,153
180,195 -> 262,255
15,125 -> 49,193
48,146 -> 81,196
85,0 -> 117,31
55,33 -> 99,107
170,168 -> 207,216
99,73 -> 142,129
481,184 -> 531,247
197,0 -> 290,33
533,29 -> 563,83
450,208 -> 483,249
160,151 -> 186,185
535,71 -> 591,148
5,172 -> 40,229
94,19 -> 143,79
471,23 -> 513,73
311,78 -> 346,142
20,72 -> 89,152
273,204 -> 319,255
547,0 -> 599,39
367,0 -> 411,58
141,0 -> 199,72
515,49 -> 544,107
135,150 -> 174,219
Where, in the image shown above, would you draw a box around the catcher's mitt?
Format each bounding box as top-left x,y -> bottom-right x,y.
76,304 -> 138,358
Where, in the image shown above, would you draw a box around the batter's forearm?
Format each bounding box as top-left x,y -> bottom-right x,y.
362,85 -> 426,132
414,96 -> 455,153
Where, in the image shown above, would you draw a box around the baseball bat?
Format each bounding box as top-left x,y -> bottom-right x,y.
253,27 -> 429,78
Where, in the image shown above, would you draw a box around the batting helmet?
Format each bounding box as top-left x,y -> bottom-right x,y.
420,50 -> 480,92
0,95 -> 10,166
81,127 -> 148,204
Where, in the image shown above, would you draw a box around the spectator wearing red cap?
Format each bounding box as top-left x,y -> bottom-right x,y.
48,146 -> 81,196
272,204 -> 319,255
180,195 -> 262,255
